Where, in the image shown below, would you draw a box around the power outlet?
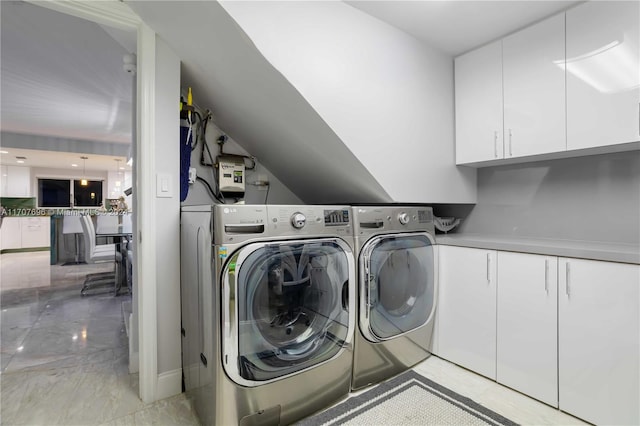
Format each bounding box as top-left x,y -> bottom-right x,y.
254,174 -> 269,191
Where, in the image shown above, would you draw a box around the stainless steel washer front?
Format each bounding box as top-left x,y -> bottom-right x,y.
180,204 -> 356,425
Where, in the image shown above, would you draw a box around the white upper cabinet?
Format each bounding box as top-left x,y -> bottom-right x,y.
1,166 -> 31,197
503,13 -> 566,158
455,1 -> 640,167
455,40 -> 503,164
566,1 -> 640,150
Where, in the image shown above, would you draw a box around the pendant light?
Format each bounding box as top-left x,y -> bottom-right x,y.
80,156 -> 88,186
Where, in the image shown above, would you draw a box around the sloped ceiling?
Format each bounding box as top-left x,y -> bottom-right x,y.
129,1 -> 392,204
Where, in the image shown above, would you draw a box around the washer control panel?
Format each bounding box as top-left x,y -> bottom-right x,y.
290,212 -> 306,229
267,205 -> 353,237
398,212 -> 410,225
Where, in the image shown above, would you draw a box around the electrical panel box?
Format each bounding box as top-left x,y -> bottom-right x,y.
218,155 -> 245,197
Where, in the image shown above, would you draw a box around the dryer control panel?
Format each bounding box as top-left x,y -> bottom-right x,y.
353,206 -> 434,235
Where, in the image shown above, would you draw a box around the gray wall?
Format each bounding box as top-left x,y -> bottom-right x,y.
459,151 -> 640,244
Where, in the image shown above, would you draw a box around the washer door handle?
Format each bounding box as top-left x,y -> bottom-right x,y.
342,280 -> 349,311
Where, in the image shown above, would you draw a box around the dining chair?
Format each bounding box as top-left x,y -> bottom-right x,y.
79,215 -> 122,296
62,215 -> 85,265
96,214 -> 119,244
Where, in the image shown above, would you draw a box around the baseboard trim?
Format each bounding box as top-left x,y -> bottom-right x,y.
156,368 -> 182,400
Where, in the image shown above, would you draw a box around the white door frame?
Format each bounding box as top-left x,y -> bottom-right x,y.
25,0 -> 159,403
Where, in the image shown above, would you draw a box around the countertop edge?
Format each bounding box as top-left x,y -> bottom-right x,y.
436,234 -> 640,265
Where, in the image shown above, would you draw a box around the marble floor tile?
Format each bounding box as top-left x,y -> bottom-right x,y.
62,366 -> 146,424
1,367 -> 84,425
132,394 -> 200,426
1,323 -> 31,352
5,319 -> 128,372
0,251 -> 158,426
1,252 -> 51,290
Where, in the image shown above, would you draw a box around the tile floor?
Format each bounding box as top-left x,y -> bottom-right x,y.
1,251 -> 588,425
1,252 -> 199,425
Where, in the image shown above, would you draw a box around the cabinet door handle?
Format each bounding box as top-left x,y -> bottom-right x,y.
486,253 -> 491,283
565,262 -> 570,297
544,259 -> 549,293
508,129 -> 513,156
494,131 -> 498,158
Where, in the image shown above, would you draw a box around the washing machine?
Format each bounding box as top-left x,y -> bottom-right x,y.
351,205 -> 437,390
180,204 -> 356,425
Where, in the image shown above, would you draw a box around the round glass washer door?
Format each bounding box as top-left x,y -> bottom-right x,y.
222,238 -> 355,387
360,233 -> 435,342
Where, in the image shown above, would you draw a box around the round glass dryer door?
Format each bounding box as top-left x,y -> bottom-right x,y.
222,238 -> 354,386
360,233 -> 435,342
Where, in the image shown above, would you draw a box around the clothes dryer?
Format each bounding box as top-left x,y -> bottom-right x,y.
180,204 -> 356,425
351,205 -> 437,390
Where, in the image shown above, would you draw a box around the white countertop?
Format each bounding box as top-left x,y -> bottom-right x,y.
436,233 -> 640,265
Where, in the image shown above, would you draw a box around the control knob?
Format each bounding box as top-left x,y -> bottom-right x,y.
291,212 -> 306,229
398,212 -> 410,225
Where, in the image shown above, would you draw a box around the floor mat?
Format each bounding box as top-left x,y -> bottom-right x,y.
297,370 -> 519,426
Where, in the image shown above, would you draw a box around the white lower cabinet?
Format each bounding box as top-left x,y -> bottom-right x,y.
438,245 -> 639,425
0,217 -> 23,250
21,217 -> 50,248
558,257 -> 640,426
0,217 -> 50,251
496,252 -> 558,407
438,245 -> 497,379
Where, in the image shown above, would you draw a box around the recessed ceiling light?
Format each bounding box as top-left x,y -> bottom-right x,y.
16,160 -> 24,164
71,164 -> 78,167
119,167 -> 125,170
0,150 -> 8,154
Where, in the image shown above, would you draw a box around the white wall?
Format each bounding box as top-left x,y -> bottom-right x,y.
153,37 -> 181,390
221,1 -> 476,203
129,1 -> 392,205
182,119 -> 302,206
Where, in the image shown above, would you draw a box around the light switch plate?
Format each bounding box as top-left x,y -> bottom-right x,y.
156,173 -> 173,198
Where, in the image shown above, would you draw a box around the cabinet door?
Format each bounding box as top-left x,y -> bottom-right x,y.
559,258 -> 639,425
455,40 -> 504,164
503,14 -> 565,158
497,252 -> 558,407
5,166 -> 31,197
438,246 -> 497,379
0,217 -> 22,250
566,1 -> 640,150
20,217 -> 50,248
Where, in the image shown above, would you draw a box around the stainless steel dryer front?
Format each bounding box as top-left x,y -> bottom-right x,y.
351,205 -> 437,390
180,204 -> 356,425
